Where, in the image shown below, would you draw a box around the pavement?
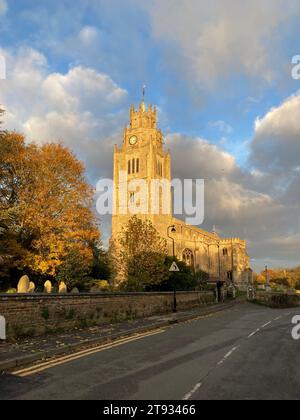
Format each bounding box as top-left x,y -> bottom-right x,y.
0,299 -> 240,372
1,300 -> 299,400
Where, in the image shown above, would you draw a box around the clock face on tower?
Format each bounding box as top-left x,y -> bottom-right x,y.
129,135 -> 137,145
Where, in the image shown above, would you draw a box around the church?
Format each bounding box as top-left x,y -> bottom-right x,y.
112,99 -> 252,290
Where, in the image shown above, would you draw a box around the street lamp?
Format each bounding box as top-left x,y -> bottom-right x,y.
167,225 -> 176,259
167,225 -> 177,313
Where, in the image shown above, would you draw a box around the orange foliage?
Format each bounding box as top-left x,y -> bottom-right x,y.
0,132 -> 100,278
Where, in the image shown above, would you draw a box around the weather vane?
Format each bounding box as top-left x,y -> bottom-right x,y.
142,84 -> 146,101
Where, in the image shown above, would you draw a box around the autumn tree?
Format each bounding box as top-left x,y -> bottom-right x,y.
255,267 -> 300,290
0,132 -> 101,289
110,216 -> 168,291
0,107 -> 4,131
0,131 -> 27,281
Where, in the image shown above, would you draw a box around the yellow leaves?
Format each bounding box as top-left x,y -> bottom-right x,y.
92,280 -> 110,291
256,274 -> 266,284
0,131 -> 101,279
37,260 -> 52,275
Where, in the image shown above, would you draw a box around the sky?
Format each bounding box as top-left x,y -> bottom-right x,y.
0,0 -> 300,272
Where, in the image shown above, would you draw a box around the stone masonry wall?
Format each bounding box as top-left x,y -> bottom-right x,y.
0,291 -> 214,339
255,291 -> 300,308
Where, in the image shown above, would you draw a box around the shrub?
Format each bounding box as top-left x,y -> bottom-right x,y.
270,294 -> 298,308
90,280 -> 110,292
6,288 -> 17,294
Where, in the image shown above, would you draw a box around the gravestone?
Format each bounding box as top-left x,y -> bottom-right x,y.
59,282 -> 67,294
71,287 -> 79,294
247,285 -> 255,300
228,284 -> 237,299
28,282 -> 36,293
17,275 -> 30,293
0,316 -> 5,340
44,280 -> 52,294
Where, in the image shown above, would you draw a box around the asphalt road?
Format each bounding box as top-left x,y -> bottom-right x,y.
1,302 -> 299,400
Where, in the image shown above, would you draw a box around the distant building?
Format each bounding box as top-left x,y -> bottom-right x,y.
112,99 -> 252,290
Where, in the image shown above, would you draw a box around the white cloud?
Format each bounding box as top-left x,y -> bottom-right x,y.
251,91 -> 300,170
144,0 -> 300,88
0,47 -> 128,179
0,0 -> 7,16
42,66 -> 126,114
208,120 -> 233,135
166,133 -> 238,180
78,26 -> 99,45
166,131 -> 300,271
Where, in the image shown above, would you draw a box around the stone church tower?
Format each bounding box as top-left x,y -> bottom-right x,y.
112,99 -> 253,290
112,99 -> 173,237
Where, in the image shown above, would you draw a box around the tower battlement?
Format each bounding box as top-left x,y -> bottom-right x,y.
220,238 -> 246,246
129,102 -> 157,130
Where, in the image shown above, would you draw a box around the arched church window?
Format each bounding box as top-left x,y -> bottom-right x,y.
128,160 -> 131,175
136,158 -> 140,173
132,159 -> 135,174
156,160 -> 163,176
183,249 -> 194,269
223,248 -> 228,256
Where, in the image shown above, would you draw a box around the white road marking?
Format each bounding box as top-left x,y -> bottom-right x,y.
184,311 -> 293,400
182,382 -> 202,401
13,329 -> 165,377
217,346 -> 239,366
275,316 -> 282,321
224,346 -> 239,360
248,329 -> 260,338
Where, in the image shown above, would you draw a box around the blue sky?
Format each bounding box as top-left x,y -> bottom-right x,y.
1,0 -> 300,272
1,0 -> 298,148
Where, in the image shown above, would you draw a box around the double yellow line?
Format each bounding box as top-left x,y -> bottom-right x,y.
13,329 -> 165,377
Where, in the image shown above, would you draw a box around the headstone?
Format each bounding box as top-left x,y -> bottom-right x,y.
59,282 -> 67,294
44,280 -> 52,294
228,284 -> 236,299
214,288 -> 218,303
0,316 -> 6,340
71,287 -> 79,294
17,275 -> 30,293
247,286 -> 255,300
28,282 -> 35,293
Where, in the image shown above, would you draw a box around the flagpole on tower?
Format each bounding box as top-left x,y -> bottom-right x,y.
142,84 -> 146,101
